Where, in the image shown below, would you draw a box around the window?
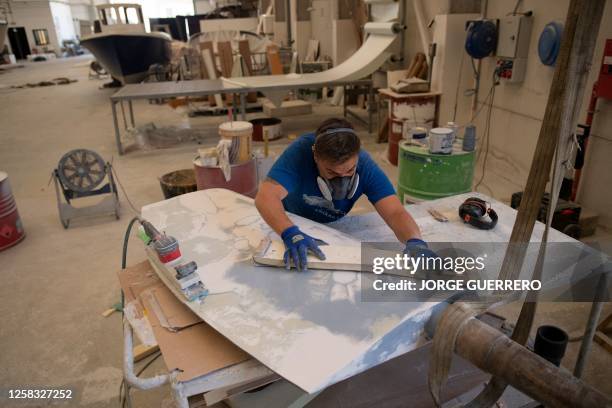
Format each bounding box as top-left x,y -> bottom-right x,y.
32,29 -> 50,46
126,7 -> 140,24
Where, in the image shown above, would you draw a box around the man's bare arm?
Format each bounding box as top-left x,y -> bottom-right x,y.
254,178 -> 294,235
374,195 -> 422,243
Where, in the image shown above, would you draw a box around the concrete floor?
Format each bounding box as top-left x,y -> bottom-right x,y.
0,56 -> 610,407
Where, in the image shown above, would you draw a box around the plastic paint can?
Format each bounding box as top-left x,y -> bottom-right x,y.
446,121 -> 459,144
428,127 -> 454,154
405,126 -> 429,146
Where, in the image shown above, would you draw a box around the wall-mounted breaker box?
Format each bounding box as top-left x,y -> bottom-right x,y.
496,15 -> 533,83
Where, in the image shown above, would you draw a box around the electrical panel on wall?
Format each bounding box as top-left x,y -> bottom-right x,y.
495,15 -> 533,83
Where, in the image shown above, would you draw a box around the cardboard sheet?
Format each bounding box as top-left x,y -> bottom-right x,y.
118,261 -> 250,382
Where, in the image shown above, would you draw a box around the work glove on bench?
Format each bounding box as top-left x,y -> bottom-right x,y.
281,225 -> 326,271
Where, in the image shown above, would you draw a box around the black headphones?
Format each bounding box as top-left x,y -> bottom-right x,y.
458,197 -> 498,230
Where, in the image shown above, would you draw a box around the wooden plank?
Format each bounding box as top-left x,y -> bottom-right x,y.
304,39 -> 319,61
266,44 -> 284,75
201,48 -> 224,108
253,238 -> 414,278
199,41 -> 218,105
217,41 -> 234,77
598,312 -> 612,333
218,41 -> 235,104
253,238 -> 362,271
204,373 -> 281,405
238,39 -> 254,75
133,343 -> 159,362
593,331 -> 612,354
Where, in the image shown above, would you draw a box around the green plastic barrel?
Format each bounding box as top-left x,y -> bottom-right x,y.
397,141 -> 475,202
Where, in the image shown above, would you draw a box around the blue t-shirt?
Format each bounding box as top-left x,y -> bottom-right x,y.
267,133 -> 395,223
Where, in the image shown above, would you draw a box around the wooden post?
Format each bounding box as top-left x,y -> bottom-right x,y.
453,317 -> 610,408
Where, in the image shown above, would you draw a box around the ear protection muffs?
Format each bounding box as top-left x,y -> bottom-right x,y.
459,197 -> 498,230
316,172 -> 359,201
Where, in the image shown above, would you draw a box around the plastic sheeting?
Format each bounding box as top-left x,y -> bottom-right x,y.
222,22 -> 399,106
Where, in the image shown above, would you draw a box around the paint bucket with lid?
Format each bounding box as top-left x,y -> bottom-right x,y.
0,172 -> 25,251
193,157 -> 258,198
249,118 -> 282,142
405,126 -> 428,145
428,127 -> 454,154
219,121 -> 253,164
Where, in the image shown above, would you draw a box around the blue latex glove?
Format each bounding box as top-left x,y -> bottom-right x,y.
404,238 -> 442,275
404,238 -> 439,259
281,226 -> 326,271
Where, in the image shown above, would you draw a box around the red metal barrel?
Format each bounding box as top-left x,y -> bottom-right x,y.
193,158 -> 258,198
388,119 -> 404,166
0,172 -> 25,251
250,117 -> 282,142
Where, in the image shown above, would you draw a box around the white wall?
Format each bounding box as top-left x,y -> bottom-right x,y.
575,0 -> 612,227
471,0 -> 612,229
50,1 -> 77,43
194,0 -> 215,14
401,0 -> 612,229
309,0 -> 333,60
8,0 -> 59,55
69,3 -> 95,37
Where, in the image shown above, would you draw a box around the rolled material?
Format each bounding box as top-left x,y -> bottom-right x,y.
364,22 -> 401,36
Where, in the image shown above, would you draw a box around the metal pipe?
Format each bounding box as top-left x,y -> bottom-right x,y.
111,101 -> 123,155
398,0 -> 406,64
428,303 -> 611,408
412,0 -> 431,65
286,0 -> 292,47
123,319 -> 172,390
573,271 -> 609,378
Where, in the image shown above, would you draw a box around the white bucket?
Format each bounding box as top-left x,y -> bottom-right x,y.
428,127 -> 454,154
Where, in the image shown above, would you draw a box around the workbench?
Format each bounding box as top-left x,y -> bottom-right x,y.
110,79 -> 375,155
122,190 -> 610,406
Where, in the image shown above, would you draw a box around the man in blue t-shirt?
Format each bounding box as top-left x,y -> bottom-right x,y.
255,118 -> 432,270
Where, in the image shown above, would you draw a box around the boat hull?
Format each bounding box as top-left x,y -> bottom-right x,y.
81,34 -> 171,84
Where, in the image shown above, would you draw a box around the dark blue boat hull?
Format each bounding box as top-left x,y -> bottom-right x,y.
81,34 -> 171,84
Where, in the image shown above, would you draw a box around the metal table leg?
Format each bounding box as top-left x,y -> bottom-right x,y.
240,93 -> 247,121
368,84 -> 375,134
343,85 -> 347,118
574,271 -> 609,378
128,100 -> 135,127
111,100 -> 123,155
